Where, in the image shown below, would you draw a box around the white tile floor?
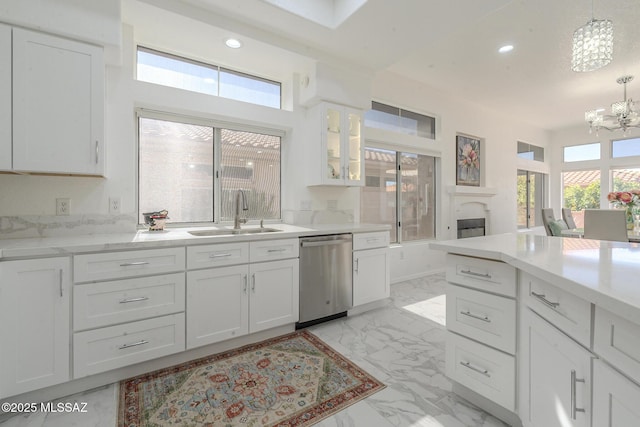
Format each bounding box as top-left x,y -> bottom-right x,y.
1,273 -> 507,427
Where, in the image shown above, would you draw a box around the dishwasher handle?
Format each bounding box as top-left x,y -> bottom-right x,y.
300,237 -> 351,248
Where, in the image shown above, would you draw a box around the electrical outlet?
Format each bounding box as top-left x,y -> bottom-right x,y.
109,197 -> 121,214
56,198 -> 70,216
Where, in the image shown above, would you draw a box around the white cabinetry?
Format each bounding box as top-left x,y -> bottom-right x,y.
0,258 -> 71,399
307,102 -> 363,186
73,248 -> 186,378
593,359 -> 640,426
0,24 -> 10,171
444,254 -> 517,413
352,232 -> 390,306
519,307 -> 592,427
12,27 -> 104,175
186,239 -> 299,349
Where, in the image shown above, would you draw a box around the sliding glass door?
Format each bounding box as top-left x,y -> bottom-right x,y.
517,170 -> 546,229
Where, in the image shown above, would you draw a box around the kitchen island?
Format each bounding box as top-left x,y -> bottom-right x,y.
431,232 -> 640,427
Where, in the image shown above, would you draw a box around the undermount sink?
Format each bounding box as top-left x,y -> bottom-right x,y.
188,228 -> 282,236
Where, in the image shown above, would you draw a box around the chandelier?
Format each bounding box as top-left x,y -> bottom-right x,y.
571,1 -> 613,72
585,76 -> 640,134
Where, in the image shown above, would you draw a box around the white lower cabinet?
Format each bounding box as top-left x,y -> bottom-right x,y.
353,247 -> 389,306
446,331 -> 515,410
519,308 -> 592,427
187,258 -> 299,349
74,314 -> 185,378
352,232 -> 390,307
187,265 -> 249,349
593,359 -> 640,426
0,258 -> 71,399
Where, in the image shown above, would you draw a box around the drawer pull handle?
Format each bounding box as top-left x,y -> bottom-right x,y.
119,296 -> 149,304
460,269 -> 491,279
366,238 -> 379,243
460,310 -> 491,323
571,369 -> 586,419
267,248 -> 287,253
210,253 -> 232,258
531,291 -> 560,309
118,340 -> 149,350
120,261 -> 149,267
460,361 -> 491,377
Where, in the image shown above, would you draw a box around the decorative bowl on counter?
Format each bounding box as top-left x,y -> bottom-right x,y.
143,210 -> 169,231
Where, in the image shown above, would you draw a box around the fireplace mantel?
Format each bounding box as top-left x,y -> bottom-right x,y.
447,186 -> 497,239
446,185 -> 497,197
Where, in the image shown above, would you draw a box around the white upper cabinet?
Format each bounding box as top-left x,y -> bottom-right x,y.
12,28 -> 104,175
0,24 -> 10,171
308,102 -> 364,186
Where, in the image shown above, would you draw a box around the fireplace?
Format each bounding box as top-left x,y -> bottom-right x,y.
457,218 -> 486,239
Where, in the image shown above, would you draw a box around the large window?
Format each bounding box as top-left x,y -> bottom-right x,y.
562,170 -> 600,228
360,147 -> 436,243
364,101 -> 436,139
136,47 -> 281,109
138,114 -> 281,225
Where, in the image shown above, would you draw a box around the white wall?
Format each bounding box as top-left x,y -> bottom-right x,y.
0,4 -> 553,281
370,70 -> 551,281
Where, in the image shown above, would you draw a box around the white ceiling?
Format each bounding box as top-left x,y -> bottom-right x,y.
132,0 -> 640,131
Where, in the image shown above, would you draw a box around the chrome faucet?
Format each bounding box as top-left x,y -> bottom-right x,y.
233,189 -> 249,229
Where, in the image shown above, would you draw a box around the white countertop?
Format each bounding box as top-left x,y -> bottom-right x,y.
0,223 -> 390,259
431,233 -> 640,324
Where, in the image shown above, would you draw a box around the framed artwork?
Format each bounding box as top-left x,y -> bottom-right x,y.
456,134 -> 481,186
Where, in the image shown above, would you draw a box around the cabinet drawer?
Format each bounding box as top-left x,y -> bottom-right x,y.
187,242 -> 248,269
521,272 -> 591,348
446,283 -> 516,354
73,313 -> 185,378
353,231 -> 389,250
445,254 -> 516,297
250,238 -> 299,262
73,273 -> 185,331
74,248 -> 185,282
446,331 -> 515,411
594,307 -> 640,385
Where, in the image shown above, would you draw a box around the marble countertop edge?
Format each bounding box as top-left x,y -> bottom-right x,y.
0,223 -> 391,259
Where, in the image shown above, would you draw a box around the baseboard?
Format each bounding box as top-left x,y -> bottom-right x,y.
391,268 -> 445,284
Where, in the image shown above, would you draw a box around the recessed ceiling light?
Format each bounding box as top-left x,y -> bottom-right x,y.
225,38 -> 243,49
498,45 -> 514,53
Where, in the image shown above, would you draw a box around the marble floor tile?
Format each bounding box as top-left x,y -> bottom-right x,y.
1,272 -> 507,427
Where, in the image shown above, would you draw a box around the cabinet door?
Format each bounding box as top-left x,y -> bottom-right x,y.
344,108 -> 363,186
323,105 -> 343,184
0,24 -> 10,171
186,266 -> 248,349
12,28 -> 104,175
593,359 -> 640,426
250,259 -> 299,332
353,247 -> 390,306
0,258 -> 71,399
519,308 -> 591,427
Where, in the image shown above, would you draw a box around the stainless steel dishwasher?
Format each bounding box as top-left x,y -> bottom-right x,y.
297,234 -> 352,329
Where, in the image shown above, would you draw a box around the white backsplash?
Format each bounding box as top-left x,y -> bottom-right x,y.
283,209 -> 354,225
0,214 -> 138,239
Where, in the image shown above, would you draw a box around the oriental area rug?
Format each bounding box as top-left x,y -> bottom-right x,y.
117,330 -> 385,426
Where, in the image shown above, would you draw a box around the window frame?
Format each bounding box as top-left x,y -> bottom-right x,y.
136,109 -> 284,227
136,46 -> 282,109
